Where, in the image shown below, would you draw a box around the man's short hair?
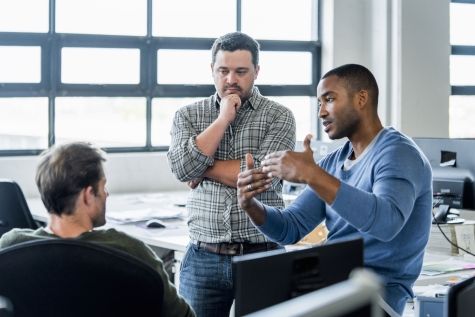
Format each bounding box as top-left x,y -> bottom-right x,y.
35,142 -> 106,216
211,32 -> 260,67
322,64 -> 379,108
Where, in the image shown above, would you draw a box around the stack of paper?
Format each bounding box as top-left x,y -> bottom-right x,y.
421,258 -> 475,276
107,208 -> 183,224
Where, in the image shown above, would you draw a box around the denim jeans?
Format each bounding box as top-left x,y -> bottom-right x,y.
179,243 -> 234,317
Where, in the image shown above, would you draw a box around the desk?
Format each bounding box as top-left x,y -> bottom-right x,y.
406,210 -> 475,317
28,195 -> 475,316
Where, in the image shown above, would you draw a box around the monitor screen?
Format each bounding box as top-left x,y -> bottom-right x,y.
232,238 -> 364,317
242,269 -> 384,317
413,138 -> 475,210
446,275 -> 475,317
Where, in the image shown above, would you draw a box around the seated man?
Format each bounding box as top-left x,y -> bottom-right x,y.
0,142 -> 194,317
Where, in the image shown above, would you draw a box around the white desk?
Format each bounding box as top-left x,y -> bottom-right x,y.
27,191 -> 191,253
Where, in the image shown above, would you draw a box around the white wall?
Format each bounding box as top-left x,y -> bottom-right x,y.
321,0 -> 450,138
0,153 -> 186,198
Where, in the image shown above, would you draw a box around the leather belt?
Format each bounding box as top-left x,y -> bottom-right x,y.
196,241 -> 279,256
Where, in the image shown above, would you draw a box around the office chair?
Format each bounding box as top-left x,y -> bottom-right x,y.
0,179 -> 38,237
0,239 -> 164,317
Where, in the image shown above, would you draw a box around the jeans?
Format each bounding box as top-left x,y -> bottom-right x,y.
179,243 -> 235,317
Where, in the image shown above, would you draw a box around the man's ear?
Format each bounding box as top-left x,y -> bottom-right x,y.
83,186 -> 96,206
356,90 -> 369,109
254,64 -> 260,79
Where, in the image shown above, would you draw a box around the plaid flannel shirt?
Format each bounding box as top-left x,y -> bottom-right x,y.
167,87 -> 296,243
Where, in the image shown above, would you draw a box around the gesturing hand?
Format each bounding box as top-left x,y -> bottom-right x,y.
261,134 -> 317,184
237,154 -> 272,210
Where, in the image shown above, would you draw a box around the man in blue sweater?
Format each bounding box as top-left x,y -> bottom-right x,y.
236,63 -> 432,315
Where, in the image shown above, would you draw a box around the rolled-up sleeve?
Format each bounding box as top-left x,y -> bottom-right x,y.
167,110 -> 214,182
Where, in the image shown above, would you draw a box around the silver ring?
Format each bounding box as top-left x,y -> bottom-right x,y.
247,184 -> 253,191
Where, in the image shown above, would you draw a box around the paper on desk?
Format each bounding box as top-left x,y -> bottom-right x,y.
421,257 -> 475,276
107,208 -> 182,223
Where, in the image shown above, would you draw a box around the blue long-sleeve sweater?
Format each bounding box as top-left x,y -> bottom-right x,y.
259,127 -> 432,314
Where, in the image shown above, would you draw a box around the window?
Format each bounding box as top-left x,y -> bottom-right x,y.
0,98 -> 48,150
0,0 -> 320,155
0,46 -> 41,83
450,0 -> 475,137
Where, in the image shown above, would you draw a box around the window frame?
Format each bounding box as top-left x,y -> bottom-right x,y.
451,0 -> 475,95
0,0 -> 321,156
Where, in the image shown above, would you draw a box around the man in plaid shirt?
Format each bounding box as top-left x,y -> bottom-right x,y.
167,32 -> 296,317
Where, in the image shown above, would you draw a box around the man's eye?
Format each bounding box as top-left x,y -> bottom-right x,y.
326,97 -> 334,103
236,70 -> 248,75
219,70 -> 228,75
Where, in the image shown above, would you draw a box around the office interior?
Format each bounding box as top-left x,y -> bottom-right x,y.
0,0 -> 455,197
1,0 -> 474,316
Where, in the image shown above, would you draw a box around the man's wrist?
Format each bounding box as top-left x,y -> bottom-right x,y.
216,113 -> 232,126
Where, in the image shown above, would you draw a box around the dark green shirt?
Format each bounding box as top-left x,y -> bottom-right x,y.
0,227 -> 195,317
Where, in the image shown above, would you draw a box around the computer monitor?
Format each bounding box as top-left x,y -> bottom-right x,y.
232,238 -> 364,317
243,269 -> 384,317
446,275 -> 475,317
413,138 -> 475,210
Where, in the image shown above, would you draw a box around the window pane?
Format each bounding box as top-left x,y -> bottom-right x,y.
56,97 -> 146,147
257,51 -> 312,85
62,48 -> 140,84
0,98 -> 48,150
242,0 -> 314,41
153,0 -> 235,37
0,46 -> 41,83
450,96 -> 475,138
152,97 -> 205,146
450,3 -> 475,45
450,55 -> 475,86
0,0 -> 48,33
56,0 -> 146,36
269,96 -> 314,142
157,50 -> 212,84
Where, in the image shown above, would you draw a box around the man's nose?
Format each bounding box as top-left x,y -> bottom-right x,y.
318,103 -> 327,118
226,71 -> 238,84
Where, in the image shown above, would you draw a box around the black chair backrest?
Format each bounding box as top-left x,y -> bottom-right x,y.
0,239 -> 164,317
0,179 -> 37,237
